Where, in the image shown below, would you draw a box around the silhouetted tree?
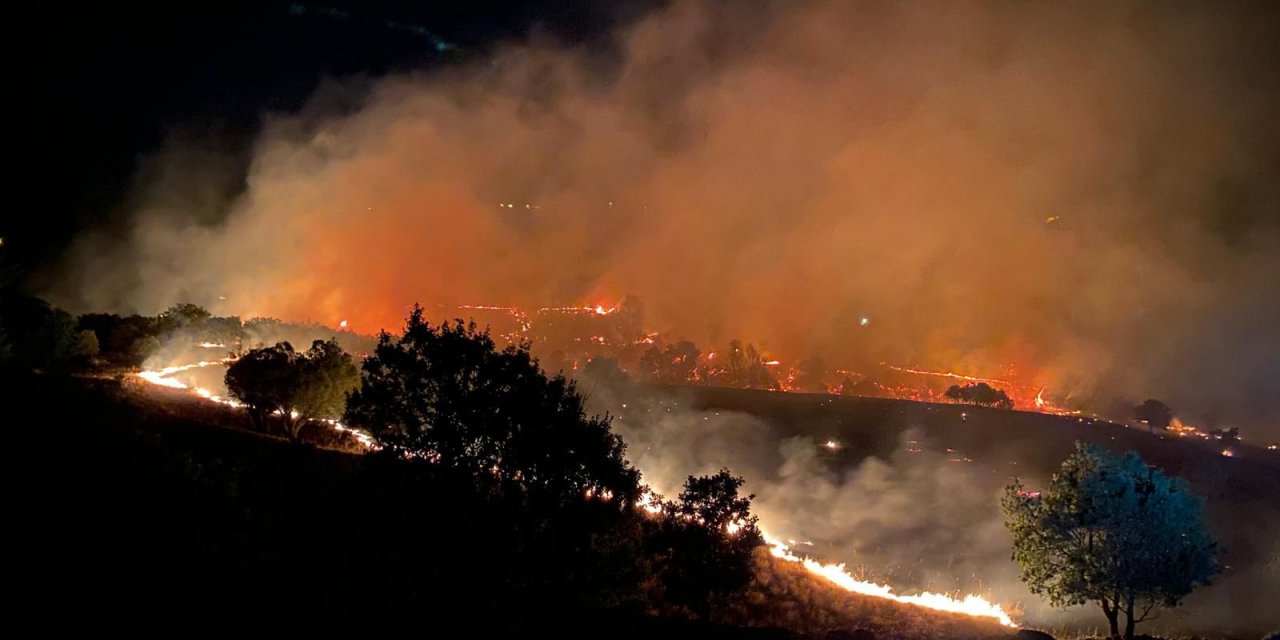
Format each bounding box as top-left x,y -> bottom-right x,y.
581,356 -> 630,387
640,340 -> 701,384
344,307 -> 641,507
72,330 -> 99,359
657,469 -> 763,619
0,295 -> 75,371
945,382 -> 1013,409
156,302 -> 212,334
719,339 -> 776,389
1134,399 -> 1173,431
225,339 -> 358,441
1003,443 -> 1219,640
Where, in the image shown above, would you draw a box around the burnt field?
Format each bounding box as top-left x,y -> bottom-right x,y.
593,383 -> 1280,637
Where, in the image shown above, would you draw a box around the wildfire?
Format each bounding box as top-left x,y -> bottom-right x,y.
135,357 -> 377,448
764,534 -> 1015,627
138,351 -> 1018,629
883,364 -> 1014,387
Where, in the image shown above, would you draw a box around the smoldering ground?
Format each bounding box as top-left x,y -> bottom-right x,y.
582,379 -> 1280,636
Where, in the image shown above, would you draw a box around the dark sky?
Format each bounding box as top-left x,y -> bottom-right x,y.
9,1 -> 663,282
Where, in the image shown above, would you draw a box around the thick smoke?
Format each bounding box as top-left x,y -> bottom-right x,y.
592,382 -> 1280,635
51,0 -> 1280,436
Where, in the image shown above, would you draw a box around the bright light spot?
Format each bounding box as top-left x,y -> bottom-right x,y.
859,317 -> 869,326
1221,449 -> 1234,458
339,319 -> 349,329
824,439 -> 841,450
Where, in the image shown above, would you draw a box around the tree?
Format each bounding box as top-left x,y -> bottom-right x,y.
72,329 -> 100,359
657,469 -> 763,619
640,340 -> 701,384
225,339 -> 359,441
719,339 -> 776,389
343,307 -> 641,507
945,382 -> 1014,409
1134,399 -> 1173,431
1002,442 -> 1219,639
0,295 -> 75,371
581,356 -> 630,387
156,302 -> 212,334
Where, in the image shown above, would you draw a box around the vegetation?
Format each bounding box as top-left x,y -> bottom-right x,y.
1003,442 -> 1220,639
656,470 -> 763,618
0,293 -> 75,371
944,382 -> 1014,409
717,339 -> 777,390
225,339 -> 359,442
640,339 -> 701,384
1134,399 -> 1173,431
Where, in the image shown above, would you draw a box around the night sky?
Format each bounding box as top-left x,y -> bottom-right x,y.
10,1 -> 663,280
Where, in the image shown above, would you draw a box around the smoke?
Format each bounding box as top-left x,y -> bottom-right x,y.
49,1 -> 1280,436
590,381 -> 1280,635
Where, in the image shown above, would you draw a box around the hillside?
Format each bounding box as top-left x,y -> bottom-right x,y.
590,382 -> 1280,637
10,373 -> 1028,638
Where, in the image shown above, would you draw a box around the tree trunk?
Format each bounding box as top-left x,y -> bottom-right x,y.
1102,600 -> 1120,639
1124,598 -> 1136,640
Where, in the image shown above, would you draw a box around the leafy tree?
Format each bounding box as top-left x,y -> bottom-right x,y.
131,335 -> 162,362
640,340 -> 701,384
718,339 -> 776,389
1134,399 -> 1173,431
344,307 -> 641,507
657,469 -> 763,619
225,339 -> 359,442
1002,443 -> 1219,639
945,382 -> 1014,409
581,356 -> 630,387
156,302 -> 212,334
0,295 -> 75,371
72,329 -> 100,359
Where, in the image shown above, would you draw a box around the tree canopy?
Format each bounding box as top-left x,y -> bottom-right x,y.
657,469 -> 763,619
225,338 -> 359,441
343,307 -> 641,508
944,382 -> 1014,409
640,339 -> 701,384
1002,442 -> 1219,639
1134,398 -> 1173,431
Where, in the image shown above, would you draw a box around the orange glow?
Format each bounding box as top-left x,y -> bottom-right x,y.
764,534 -> 1015,627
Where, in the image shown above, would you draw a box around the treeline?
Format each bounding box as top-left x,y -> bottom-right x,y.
201,306 -> 768,623
0,293 -> 370,371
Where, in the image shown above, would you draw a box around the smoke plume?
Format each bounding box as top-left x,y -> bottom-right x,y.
51,1 -> 1280,435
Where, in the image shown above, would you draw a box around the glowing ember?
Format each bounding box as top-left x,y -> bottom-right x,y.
764,534 -> 1015,627
198,342 -> 227,349
824,439 -> 841,450
1221,449 -> 1234,457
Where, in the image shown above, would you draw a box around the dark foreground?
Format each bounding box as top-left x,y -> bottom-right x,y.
9,373 -> 1039,638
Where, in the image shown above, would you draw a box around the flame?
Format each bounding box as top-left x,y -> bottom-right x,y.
138,351 -> 1016,628
764,534 -> 1015,627
136,356 -> 376,448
